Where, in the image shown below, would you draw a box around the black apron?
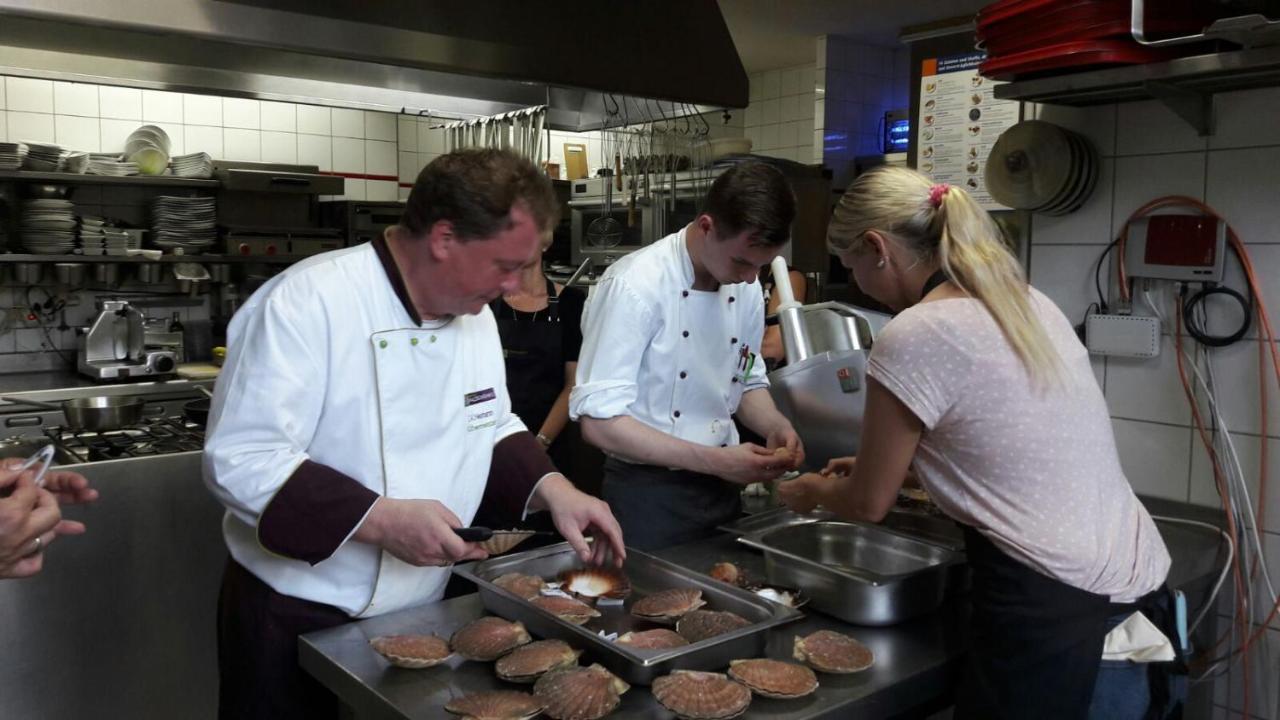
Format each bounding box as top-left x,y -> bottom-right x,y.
601,456 -> 741,552
957,526 -> 1186,720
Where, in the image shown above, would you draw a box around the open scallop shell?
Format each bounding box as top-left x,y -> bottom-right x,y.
530,595 -> 601,625
708,562 -> 745,587
630,588 -> 706,624
616,628 -> 689,651
450,617 -> 532,661
444,690 -> 545,720
533,663 -> 630,720
652,670 -> 752,720
368,634 -> 453,669
493,572 -> 547,600
792,630 -> 874,674
495,640 -> 582,683
675,609 -> 752,643
558,567 -> 631,599
728,658 -> 818,699
479,530 -> 538,555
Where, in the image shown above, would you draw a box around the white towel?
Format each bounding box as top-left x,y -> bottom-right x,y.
1101,611 -> 1175,663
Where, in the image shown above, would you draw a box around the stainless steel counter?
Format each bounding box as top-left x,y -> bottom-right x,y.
0,369 -> 213,401
300,517 -> 1228,720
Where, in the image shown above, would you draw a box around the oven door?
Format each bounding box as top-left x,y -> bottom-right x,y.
569,198 -> 655,267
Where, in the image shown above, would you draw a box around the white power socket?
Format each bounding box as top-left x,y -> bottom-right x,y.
1085,313 -> 1161,358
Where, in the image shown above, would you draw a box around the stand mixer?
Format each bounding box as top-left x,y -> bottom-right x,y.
77,299 -> 178,381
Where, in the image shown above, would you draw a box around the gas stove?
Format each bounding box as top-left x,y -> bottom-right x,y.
43,416 -> 205,463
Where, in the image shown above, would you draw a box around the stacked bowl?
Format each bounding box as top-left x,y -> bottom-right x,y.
124,125 -> 171,176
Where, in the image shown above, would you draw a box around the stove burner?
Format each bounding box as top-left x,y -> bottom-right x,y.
44,416 -> 205,463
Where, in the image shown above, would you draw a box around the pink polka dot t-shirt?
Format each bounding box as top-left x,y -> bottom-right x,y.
867,288 -> 1169,602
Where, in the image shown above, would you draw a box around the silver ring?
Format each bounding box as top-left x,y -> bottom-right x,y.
27,535 -> 42,556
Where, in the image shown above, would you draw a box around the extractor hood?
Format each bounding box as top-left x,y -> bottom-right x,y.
0,0 -> 748,130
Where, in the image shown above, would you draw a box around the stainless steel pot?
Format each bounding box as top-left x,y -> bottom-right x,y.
93,263 -> 120,285
136,263 -> 164,284
12,263 -> 43,285
54,262 -> 87,286
0,395 -> 146,431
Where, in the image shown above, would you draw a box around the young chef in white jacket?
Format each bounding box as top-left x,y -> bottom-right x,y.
204,149 -> 624,720
570,162 -> 804,551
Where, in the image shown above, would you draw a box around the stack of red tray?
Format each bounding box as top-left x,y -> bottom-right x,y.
977,0 -> 1224,79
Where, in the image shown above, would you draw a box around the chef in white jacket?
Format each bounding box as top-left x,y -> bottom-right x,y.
204,149 -> 624,720
570,162 -> 804,551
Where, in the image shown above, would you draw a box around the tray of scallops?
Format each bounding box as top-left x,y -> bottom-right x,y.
453,542 -> 803,685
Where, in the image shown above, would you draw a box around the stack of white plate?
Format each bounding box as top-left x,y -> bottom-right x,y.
62,151 -> 90,174
0,142 -> 28,170
124,125 -> 171,176
151,196 -> 216,252
170,152 -> 213,178
22,142 -> 63,172
21,199 -> 77,254
87,154 -> 139,176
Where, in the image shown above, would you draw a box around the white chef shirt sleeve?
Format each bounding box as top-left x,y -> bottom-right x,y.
569,276 -> 657,420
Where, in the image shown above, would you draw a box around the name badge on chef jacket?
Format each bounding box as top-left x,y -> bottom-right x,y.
734,344 -> 756,384
465,387 -> 497,432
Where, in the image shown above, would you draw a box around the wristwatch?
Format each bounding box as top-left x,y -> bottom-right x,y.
536,433 -> 552,447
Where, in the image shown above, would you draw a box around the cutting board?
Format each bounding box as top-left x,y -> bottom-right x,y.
564,143 -> 588,180
177,363 -> 221,380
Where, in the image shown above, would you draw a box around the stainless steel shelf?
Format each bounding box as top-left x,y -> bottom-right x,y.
0,253 -> 305,264
0,170 -> 219,188
993,45 -> 1280,136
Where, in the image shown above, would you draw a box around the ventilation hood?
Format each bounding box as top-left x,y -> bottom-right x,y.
0,0 -> 748,130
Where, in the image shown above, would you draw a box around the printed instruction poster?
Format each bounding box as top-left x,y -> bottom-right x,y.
917,52 -> 1020,210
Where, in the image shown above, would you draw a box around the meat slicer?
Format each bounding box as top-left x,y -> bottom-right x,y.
77,299 -> 178,381
765,257 -> 889,469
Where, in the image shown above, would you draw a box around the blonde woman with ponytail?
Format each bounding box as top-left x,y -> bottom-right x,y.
779,166 -> 1181,720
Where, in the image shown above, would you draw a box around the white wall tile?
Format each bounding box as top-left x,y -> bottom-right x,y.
397,116 -> 418,152
0,111 -> 6,143
90,88 -> 140,126
7,77 -> 53,113
340,178 -> 366,201
260,101 -> 295,132
0,77 -> 5,110
749,73 -> 765,103
1199,339 -> 1280,438
798,92 -> 815,121
364,111 -> 396,142
139,90 -> 181,123
297,104 -> 331,135
225,126 -> 263,159
398,186 -> 411,201
1034,102 -> 1117,157
418,152 -> 436,173
1111,153 -> 1206,235
1032,159 -> 1115,245
260,131 -> 296,163
297,133 -> 331,171
1206,147 -> 1280,244
99,118 -> 137,153
332,136 -> 364,173
53,82 -> 98,117
365,139 -> 397,176
54,115 -> 100,152
776,119 -> 798,149
760,98 -> 780,125
332,107 -> 363,138
1105,335 -> 1193,426
1111,419 -> 1191,501
184,124 -> 223,158
7,111 -> 54,144
759,123 -> 779,150
779,94 -> 800,123
1216,244 -> 1280,339
1188,432 -> 1280,534
222,98 -> 260,130
398,150 -> 419,183
1116,99 -> 1207,156
759,70 -> 781,100
183,94 -> 222,126
1211,87 -> 1280,150
367,179 -> 398,202
744,103 -> 761,129
149,122 -> 184,155
1029,244 -> 1105,324
780,67 -> 801,97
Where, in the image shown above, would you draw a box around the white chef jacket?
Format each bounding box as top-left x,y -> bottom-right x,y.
204,241 -> 527,618
570,228 -> 769,451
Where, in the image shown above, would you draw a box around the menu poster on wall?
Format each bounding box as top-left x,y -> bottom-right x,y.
917,52 -> 1020,211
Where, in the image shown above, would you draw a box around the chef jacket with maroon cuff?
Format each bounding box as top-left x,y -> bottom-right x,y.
204,236 -> 556,618
570,228 -> 770,452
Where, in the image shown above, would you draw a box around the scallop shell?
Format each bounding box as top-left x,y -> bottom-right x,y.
533,663 -> 630,720
495,640 -> 582,683
558,567 -> 631,599
530,595 -> 601,625
493,573 -> 546,600
479,530 -> 537,555
792,630 -> 874,674
728,658 -> 818,699
708,562 -> 744,587
368,634 -> 453,669
651,670 -> 752,720
445,690 -> 545,720
675,609 -> 751,643
450,617 -> 532,661
615,628 -> 689,651
630,588 -> 706,623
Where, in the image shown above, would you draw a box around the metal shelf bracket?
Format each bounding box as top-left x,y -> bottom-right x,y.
1143,80 -> 1215,136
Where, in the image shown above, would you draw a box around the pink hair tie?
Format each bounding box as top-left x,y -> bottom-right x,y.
928,183 -> 950,208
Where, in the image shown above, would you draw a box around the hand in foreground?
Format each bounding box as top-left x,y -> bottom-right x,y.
0,468 -> 73,579
765,426 -> 805,472
713,443 -> 787,485
358,498 -> 488,567
534,475 -> 625,568
820,456 -> 857,478
776,472 -> 833,515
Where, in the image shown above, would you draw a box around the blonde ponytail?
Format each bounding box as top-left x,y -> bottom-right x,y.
828,166 -> 1062,387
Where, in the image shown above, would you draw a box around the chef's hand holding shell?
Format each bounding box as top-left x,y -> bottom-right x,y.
766,426 -> 805,471
714,442 -> 785,485
531,474 -> 626,568
355,498 -> 488,566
